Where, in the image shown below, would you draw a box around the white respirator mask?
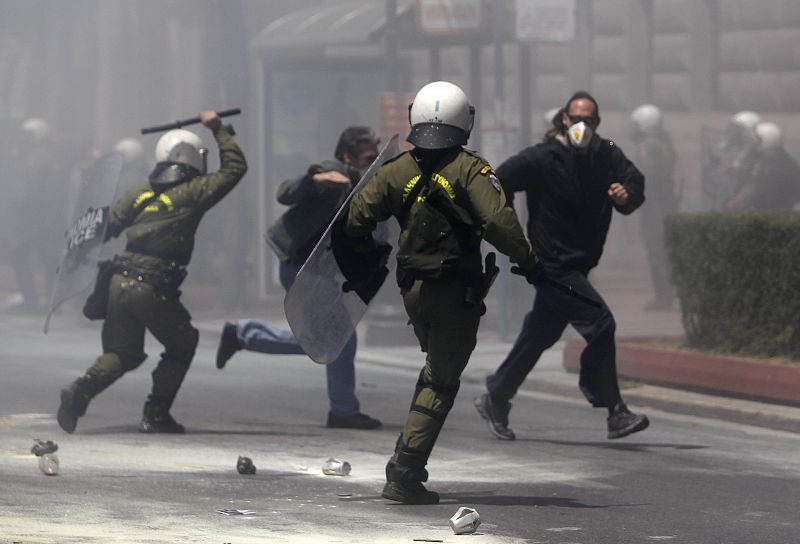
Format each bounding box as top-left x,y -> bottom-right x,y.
567,121 -> 593,149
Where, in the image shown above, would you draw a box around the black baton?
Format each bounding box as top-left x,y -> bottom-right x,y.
140,108 -> 242,134
544,276 -> 603,308
511,267 -> 603,308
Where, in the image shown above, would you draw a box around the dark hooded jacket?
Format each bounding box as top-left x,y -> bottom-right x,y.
266,159 -> 360,265
497,134 -> 645,274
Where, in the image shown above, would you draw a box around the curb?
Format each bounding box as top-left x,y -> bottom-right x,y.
563,337 -> 800,406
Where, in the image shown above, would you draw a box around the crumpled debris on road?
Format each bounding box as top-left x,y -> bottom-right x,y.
216,509 -> 256,516
31,438 -> 58,456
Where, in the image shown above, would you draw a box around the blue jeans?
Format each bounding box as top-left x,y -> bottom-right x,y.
236,261 -> 360,417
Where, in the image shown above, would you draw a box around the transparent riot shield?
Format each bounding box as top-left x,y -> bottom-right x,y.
44,153 -> 123,333
284,135 -> 400,364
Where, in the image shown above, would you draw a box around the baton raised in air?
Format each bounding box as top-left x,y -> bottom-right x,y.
140,108 -> 242,135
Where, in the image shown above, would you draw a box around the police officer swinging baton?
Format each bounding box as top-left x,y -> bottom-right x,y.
140,108 -> 241,134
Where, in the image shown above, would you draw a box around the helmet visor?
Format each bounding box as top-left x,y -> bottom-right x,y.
407,123 -> 468,150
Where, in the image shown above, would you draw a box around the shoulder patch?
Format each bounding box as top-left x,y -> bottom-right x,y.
480,165 -> 493,175
488,173 -> 501,192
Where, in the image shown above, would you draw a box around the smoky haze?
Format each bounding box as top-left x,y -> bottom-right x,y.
1,0 -> 798,346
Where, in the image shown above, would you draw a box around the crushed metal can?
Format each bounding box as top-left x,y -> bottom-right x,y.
236,456 -> 256,475
322,457 -> 351,476
449,506 -> 481,535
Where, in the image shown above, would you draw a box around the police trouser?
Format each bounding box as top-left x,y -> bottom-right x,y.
487,269 -> 622,408
400,277 -> 482,458
85,274 -> 198,406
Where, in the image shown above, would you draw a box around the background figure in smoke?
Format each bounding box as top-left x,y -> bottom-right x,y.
114,137 -> 152,194
703,111 -> 761,210
4,118 -> 62,312
630,104 -> 678,310
475,91 -> 650,442
215,126 -> 382,430
727,121 -> 800,212
56,111 -> 247,434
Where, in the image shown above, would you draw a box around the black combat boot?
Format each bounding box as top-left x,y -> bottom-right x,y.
216,322 -> 241,369
139,395 -> 185,433
57,375 -> 106,433
381,439 -> 439,505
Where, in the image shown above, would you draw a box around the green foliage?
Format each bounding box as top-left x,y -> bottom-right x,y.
665,213 -> 800,359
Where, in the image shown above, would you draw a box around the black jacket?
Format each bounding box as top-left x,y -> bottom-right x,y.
497,134 -> 645,274
266,159 -> 360,265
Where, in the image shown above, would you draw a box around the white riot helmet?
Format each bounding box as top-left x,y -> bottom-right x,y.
114,138 -> 144,164
407,81 -> 475,149
630,104 -> 662,134
543,107 -> 561,127
755,121 -> 783,153
21,118 -> 49,142
731,111 -> 761,132
149,129 -> 206,186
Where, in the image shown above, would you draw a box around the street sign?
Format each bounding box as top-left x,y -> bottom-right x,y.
416,0 -> 483,35
515,0 -> 576,43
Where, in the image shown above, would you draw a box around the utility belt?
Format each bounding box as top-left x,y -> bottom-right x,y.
397,252 -> 499,315
125,242 -> 188,265
117,258 -> 187,298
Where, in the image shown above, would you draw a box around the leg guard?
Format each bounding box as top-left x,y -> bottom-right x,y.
150,355 -> 191,410
402,369 -> 460,454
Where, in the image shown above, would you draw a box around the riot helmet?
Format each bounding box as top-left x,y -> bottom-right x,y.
21,118 -> 49,142
407,81 -> 474,150
149,129 -> 206,187
114,138 -> 144,164
630,104 -> 662,134
755,121 -> 782,154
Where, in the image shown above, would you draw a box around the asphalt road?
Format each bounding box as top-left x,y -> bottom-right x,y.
1,314 -> 799,543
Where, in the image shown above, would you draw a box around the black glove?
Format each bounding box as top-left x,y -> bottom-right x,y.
511,258 -> 547,286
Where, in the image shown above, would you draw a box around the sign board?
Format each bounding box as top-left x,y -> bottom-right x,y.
379,92 -> 416,152
515,0 -> 576,42
416,0 -> 483,35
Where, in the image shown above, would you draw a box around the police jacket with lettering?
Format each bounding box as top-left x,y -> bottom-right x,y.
345,147 -> 534,280
497,134 -> 644,274
266,159 -> 360,266
107,125 -> 247,274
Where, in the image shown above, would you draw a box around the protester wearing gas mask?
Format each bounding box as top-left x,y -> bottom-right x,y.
215,126 -> 382,431
475,91 -> 651,442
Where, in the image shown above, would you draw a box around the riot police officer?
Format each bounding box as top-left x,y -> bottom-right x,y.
56,110 -> 247,434
630,104 -> 678,310
343,81 -> 542,504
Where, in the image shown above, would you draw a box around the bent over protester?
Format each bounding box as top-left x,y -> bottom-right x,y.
56,110 -> 247,434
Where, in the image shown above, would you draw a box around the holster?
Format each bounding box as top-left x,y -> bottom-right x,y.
82,257 -> 120,320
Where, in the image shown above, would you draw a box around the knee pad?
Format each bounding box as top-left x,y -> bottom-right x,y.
164,326 -> 199,363
88,352 -> 132,382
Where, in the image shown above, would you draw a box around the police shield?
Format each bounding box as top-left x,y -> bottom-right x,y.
284,135 -> 400,364
44,153 -> 123,333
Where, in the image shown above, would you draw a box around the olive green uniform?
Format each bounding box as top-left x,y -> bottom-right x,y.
345,147 -> 535,479
60,125 -> 247,431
